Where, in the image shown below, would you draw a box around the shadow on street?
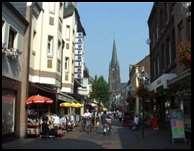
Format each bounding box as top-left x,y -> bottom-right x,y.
2,138 -> 104,149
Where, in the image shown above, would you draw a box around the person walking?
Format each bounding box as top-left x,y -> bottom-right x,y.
132,115 -> 139,130
118,111 -> 123,122
151,114 -> 159,130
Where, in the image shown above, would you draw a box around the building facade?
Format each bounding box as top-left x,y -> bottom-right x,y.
148,2 -> 191,126
108,40 -> 121,110
61,3 -> 77,94
2,2 -> 29,138
129,55 -> 150,115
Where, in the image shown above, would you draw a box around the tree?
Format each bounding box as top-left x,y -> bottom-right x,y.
90,75 -> 110,107
177,40 -> 191,68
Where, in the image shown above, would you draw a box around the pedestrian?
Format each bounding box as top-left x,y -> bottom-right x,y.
151,114 -> 159,130
118,111 -> 122,122
132,115 -> 139,130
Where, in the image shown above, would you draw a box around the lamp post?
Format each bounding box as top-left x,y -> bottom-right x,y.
138,69 -> 149,139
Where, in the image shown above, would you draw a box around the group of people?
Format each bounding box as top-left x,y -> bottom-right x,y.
40,113 -> 81,137
81,109 -> 113,135
131,113 -> 159,130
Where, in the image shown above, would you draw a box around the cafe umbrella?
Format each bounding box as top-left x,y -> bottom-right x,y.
26,95 -> 54,136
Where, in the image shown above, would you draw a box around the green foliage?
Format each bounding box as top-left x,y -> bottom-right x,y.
90,75 -> 110,105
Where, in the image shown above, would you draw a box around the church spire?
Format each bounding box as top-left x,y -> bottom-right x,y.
111,39 -> 118,66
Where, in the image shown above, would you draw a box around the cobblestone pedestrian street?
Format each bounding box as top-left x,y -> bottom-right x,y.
2,120 -> 190,149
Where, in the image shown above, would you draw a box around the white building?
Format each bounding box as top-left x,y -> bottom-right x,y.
61,3 -> 78,93
29,2 -> 64,88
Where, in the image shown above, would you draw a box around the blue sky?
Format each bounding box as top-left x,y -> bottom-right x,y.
78,2 -> 153,82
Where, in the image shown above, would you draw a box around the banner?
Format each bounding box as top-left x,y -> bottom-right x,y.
170,109 -> 185,140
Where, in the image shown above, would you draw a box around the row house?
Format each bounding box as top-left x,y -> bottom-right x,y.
148,2 -> 191,128
2,2 -> 86,138
2,2 -> 38,138
128,55 -> 150,115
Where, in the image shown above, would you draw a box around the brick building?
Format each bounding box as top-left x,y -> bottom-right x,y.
148,2 -> 191,128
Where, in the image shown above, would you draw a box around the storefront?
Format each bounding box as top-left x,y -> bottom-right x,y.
2,90 -> 16,136
167,69 -> 191,135
2,76 -> 21,137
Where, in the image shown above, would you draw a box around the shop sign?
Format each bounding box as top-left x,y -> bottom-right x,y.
169,109 -> 186,142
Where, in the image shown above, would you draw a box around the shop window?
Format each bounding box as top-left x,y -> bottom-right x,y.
2,90 -> 16,136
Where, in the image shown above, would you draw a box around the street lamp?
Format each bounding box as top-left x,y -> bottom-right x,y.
138,69 -> 149,138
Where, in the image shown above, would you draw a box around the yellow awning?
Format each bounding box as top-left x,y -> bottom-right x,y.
72,102 -> 83,108
60,102 -> 72,107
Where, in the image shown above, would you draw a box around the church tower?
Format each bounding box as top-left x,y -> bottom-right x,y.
108,39 -> 121,108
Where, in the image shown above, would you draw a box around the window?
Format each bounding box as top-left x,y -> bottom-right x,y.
8,27 -> 17,49
177,20 -> 183,42
171,29 -> 176,63
58,21 -> 62,33
57,59 -> 61,72
186,18 -> 191,41
65,57 -> 69,70
58,40 -> 61,49
157,56 -> 160,74
166,38 -> 170,66
49,17 -> 54,25
66,25 -> 70,40
62,40 -> 65,49
168,40 -> 172,65
66,43 -> 69,49
2,20 -> 4,28
49,3 -> 55,14
47,59 -> 52,68
161,44 -> 165,70
65,2 -> 68,8
156,24 -> 159,41
33,30 -> 36,39
65,72 -> 68,81
47,35 -> 54,56
60,2 -> 63,9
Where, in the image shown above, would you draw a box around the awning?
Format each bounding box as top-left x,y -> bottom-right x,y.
71,102 -> 83,108
26,95 -> 53,105
60,102 -> 83,108
60,102 -> 72,107
149,73 -> 177,91
57,92 -> 75,102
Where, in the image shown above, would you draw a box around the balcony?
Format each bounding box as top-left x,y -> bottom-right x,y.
2,44 -> 22,59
